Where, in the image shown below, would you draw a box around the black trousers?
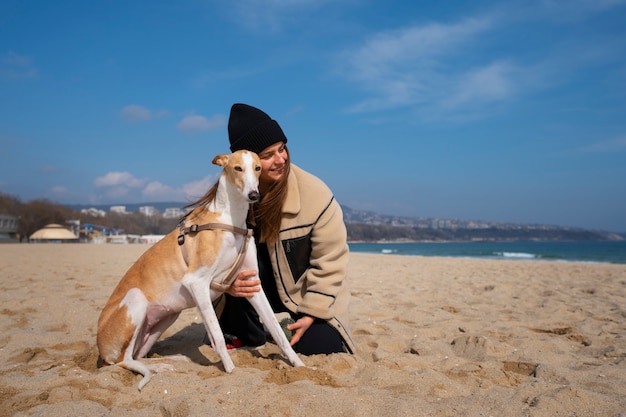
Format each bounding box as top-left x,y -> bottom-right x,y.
218,294 -> 345,355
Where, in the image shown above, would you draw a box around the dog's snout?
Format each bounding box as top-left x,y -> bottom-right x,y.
248,191 -> 260,202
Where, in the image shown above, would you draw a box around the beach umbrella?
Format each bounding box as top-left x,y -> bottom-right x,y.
30,224 -> 78,241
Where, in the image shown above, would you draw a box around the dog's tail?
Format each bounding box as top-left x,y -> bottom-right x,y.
118,359 -> 152,391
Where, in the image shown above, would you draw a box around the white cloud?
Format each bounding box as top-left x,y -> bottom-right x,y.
120,105 -> 152,122
177,114 -> 225,133
339,18 -> 495,113
338,1 -> 626,121
94,172 -> 147,188
442,61 -> 517,109
181,174 -> 220,200
137,174 -> 220,202
93,173 -> 144,200
90,171 -> 220,203
351,17 -> 491,71
142,181 -> 184,200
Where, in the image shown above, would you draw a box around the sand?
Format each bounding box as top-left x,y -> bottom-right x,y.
0,243 -> 625,417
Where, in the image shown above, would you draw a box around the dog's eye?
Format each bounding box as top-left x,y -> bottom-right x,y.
234,166 -> 243,172
255,166 -> 261,171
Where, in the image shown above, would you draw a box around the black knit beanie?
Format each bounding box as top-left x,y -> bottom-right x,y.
228,103 -> 288,154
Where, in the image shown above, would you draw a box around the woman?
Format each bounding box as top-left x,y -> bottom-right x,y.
211,103 -> 355,355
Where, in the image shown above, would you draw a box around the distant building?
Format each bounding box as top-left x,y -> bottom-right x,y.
0,213 -> 18,241
30,223 -> 78,242
81,207 -> 107,217
139,206 -> 159,216
66,220 -> 81,238
107,235 -> 128,244
110,205 -> 127,214
139,234 -> 166,244
163,207 -> 185,219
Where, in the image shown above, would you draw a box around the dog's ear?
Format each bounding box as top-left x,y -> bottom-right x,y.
212,154 -> 230,167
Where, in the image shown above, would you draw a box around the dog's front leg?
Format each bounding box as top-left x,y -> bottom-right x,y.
247,290 -> 305,368
182,276 -> 236,373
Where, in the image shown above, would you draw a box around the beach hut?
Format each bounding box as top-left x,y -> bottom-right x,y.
30,224 -> 78,242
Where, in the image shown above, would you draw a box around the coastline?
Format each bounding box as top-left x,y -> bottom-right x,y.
1,244 -> 625,416
349,240 -> 626,265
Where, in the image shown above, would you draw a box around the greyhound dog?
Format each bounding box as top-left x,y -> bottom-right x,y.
97,150 -> 304,391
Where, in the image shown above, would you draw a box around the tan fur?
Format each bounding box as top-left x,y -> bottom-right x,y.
96,150 -> 303,391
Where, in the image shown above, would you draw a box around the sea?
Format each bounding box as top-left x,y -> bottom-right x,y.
348,240 -> 626,264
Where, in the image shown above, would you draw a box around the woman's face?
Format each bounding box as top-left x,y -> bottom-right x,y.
257,142 -> 288,185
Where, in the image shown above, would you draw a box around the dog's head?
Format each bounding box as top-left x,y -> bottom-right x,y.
212,150 -> 261,203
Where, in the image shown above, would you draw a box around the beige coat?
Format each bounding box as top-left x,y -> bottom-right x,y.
266,164 -> 355,353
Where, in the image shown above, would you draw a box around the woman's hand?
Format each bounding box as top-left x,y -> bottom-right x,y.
226,270 -> 261,298
286,315 -> 314,346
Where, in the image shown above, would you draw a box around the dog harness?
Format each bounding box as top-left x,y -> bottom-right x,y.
177,222 -> 254,292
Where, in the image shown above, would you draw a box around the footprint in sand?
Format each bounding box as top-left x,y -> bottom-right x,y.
450,335 -> 491,361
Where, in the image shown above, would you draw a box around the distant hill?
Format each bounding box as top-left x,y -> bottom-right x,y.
65,202 -> 623,242
341,206 -> 623,242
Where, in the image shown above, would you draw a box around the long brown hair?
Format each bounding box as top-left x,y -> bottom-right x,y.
254,146 -> 291,245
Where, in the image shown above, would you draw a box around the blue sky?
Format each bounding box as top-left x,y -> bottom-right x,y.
1,0 -> 625,232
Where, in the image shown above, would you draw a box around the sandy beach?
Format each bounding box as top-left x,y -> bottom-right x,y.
1,243 -> 625,417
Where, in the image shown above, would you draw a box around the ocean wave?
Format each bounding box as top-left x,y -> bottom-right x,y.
348,241 -> 626,264
495,251 -> 536,259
